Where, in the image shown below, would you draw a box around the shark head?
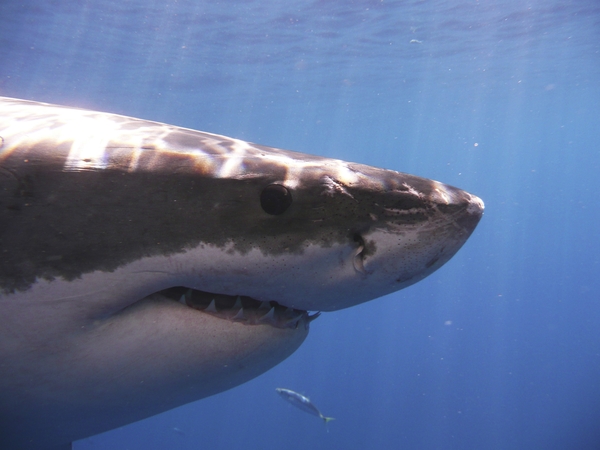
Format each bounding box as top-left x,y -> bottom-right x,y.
151,143 -> 484,313
181,153 -> 483,312
0,97 -> 483,448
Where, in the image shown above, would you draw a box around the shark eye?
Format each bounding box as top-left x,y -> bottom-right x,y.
260,184 -> 292,215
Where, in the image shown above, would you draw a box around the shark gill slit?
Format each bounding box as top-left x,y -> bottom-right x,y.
159,287 -> 320,330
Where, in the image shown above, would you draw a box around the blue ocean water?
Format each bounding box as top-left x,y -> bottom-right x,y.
1,0 -> 599,449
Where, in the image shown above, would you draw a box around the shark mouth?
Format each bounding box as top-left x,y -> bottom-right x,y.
160,287 -> 320,330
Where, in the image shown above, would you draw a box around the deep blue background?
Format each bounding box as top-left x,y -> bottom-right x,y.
1,1 -> 599,449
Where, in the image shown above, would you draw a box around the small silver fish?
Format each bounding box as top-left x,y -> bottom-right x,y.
275,388 -> 334,424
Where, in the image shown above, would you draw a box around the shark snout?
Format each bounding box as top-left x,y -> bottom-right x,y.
355,182 -> 484,299
428,180 -> 484,230
447,189 -> 485,235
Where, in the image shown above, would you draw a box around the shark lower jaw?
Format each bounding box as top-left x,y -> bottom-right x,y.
159,286 -> 320,330
0,288 -> 310,450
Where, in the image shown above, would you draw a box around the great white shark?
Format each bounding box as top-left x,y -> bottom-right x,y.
0,96 -> 483,449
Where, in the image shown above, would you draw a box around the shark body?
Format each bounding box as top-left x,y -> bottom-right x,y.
0,97 -> 483,449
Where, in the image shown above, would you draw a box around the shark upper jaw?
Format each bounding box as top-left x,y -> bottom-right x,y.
104,177 -> 483,320
0,280 -> 310,450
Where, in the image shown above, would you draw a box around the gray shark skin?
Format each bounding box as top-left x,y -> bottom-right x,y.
0,97 -> 483,449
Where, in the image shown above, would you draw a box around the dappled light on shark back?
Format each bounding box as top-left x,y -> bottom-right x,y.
0,97 -> 483,449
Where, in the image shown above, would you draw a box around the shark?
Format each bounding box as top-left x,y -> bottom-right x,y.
0,96 -> 483,449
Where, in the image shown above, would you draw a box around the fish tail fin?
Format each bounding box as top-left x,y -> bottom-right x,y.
322,415 -> 335,424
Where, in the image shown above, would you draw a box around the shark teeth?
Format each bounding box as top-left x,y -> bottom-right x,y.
232,307 -> 245,322
233,296 -> 243,309
161,287 -> 317,330
205,299 -> 218,313
258,307 -> 276,324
